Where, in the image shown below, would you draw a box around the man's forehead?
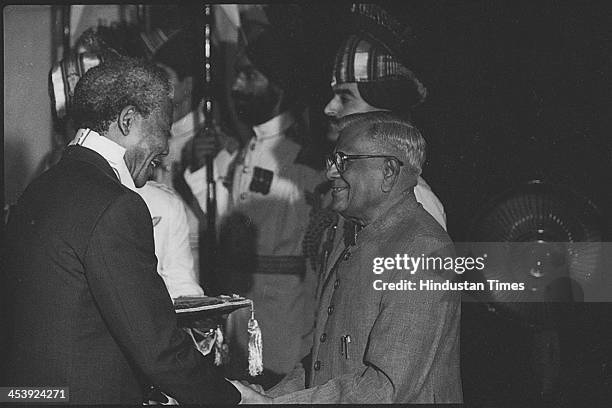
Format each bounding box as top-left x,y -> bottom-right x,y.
332,82 -> 359,96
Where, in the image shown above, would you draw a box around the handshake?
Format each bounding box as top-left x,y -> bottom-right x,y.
228,380 -> 274,404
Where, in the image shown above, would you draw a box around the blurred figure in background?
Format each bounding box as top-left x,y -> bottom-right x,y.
186,20 -> 324,386
146,25 -> 242,280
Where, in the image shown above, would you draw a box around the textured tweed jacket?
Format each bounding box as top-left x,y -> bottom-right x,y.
269,191 -> 462,403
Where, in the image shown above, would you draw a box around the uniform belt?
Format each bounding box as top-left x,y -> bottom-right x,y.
254,255 -> 305,276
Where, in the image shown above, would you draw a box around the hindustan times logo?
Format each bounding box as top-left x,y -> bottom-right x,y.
372,254 -> 487,275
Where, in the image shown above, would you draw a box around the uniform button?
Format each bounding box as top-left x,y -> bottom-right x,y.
240,192 -> 248,200
250,143 -> 256,150
343,251 -> 351,260
334,279 -> 340,289
320,333 -> 327,343
242,166 -> 249,173
328,305 -> 334,315
314,360 -> 321,371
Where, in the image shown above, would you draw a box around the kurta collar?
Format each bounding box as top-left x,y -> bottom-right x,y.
69,128 -> 136,191
252,111 -> 294,140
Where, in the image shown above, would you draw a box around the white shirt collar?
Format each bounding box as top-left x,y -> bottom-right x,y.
252,111 -> 294,140
69,128 -> 137,192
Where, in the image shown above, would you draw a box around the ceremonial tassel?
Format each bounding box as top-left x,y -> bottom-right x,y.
214,326 -> 224,366
247,301 -> 263,376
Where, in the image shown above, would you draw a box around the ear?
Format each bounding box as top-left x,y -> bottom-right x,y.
117,105 -> 138,136
381,158 -> 400,193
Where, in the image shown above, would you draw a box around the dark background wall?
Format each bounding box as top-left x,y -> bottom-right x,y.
297,0 -> 612,241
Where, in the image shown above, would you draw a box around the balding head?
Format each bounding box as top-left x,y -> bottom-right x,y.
337,111 -> 426,176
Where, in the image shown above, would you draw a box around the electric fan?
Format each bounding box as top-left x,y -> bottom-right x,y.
467,180 -> 605,326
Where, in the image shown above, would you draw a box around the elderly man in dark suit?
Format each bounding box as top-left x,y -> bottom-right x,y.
232,111 -> 462,403
3,56 -> 240,404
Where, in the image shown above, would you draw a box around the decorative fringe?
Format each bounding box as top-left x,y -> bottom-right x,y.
247,301 -> 263,376
214,326 -> 224,366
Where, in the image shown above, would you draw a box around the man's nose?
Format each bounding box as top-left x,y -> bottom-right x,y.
324,97 -> 338,117
326,162 -> 340,180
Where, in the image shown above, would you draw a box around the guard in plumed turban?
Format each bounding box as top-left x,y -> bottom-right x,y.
331,3 -> 428,112
331,32 -> 427,111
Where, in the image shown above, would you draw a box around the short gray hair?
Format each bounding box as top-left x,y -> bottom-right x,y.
72,55 -> 171,134
338,111 -> 426,175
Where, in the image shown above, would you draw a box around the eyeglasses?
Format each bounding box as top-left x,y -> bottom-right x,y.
326,151 -> 404,173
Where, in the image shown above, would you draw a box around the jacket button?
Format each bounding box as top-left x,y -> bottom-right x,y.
328,305 -> 334,315
343,251 -> 351,260
240,192 -> 248,200
334,279 -> 340,289
320,333 -> 327,343
314,360 -> 321,371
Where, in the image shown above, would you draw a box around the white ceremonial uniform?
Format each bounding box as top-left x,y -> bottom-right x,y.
137,182 -> 205,298
155,110 -> 238,270
415,176 -> 447,230
185,112 -> 325,375
185,112 -> 324,255
70,129 -> 205,299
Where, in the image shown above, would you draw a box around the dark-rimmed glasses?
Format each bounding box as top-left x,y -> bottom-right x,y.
326,151 -> 404,173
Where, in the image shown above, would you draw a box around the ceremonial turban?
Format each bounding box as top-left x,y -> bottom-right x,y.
332,3 -> 428,110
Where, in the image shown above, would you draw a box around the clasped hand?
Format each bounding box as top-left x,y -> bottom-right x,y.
228,380 -> 273,404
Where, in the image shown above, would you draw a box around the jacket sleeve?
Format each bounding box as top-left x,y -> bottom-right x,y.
273,242 -> 461,404
83,192 -> 239,404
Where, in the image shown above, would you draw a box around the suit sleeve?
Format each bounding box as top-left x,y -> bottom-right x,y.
273,241 -> 460,404
83,192 -> 239,404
